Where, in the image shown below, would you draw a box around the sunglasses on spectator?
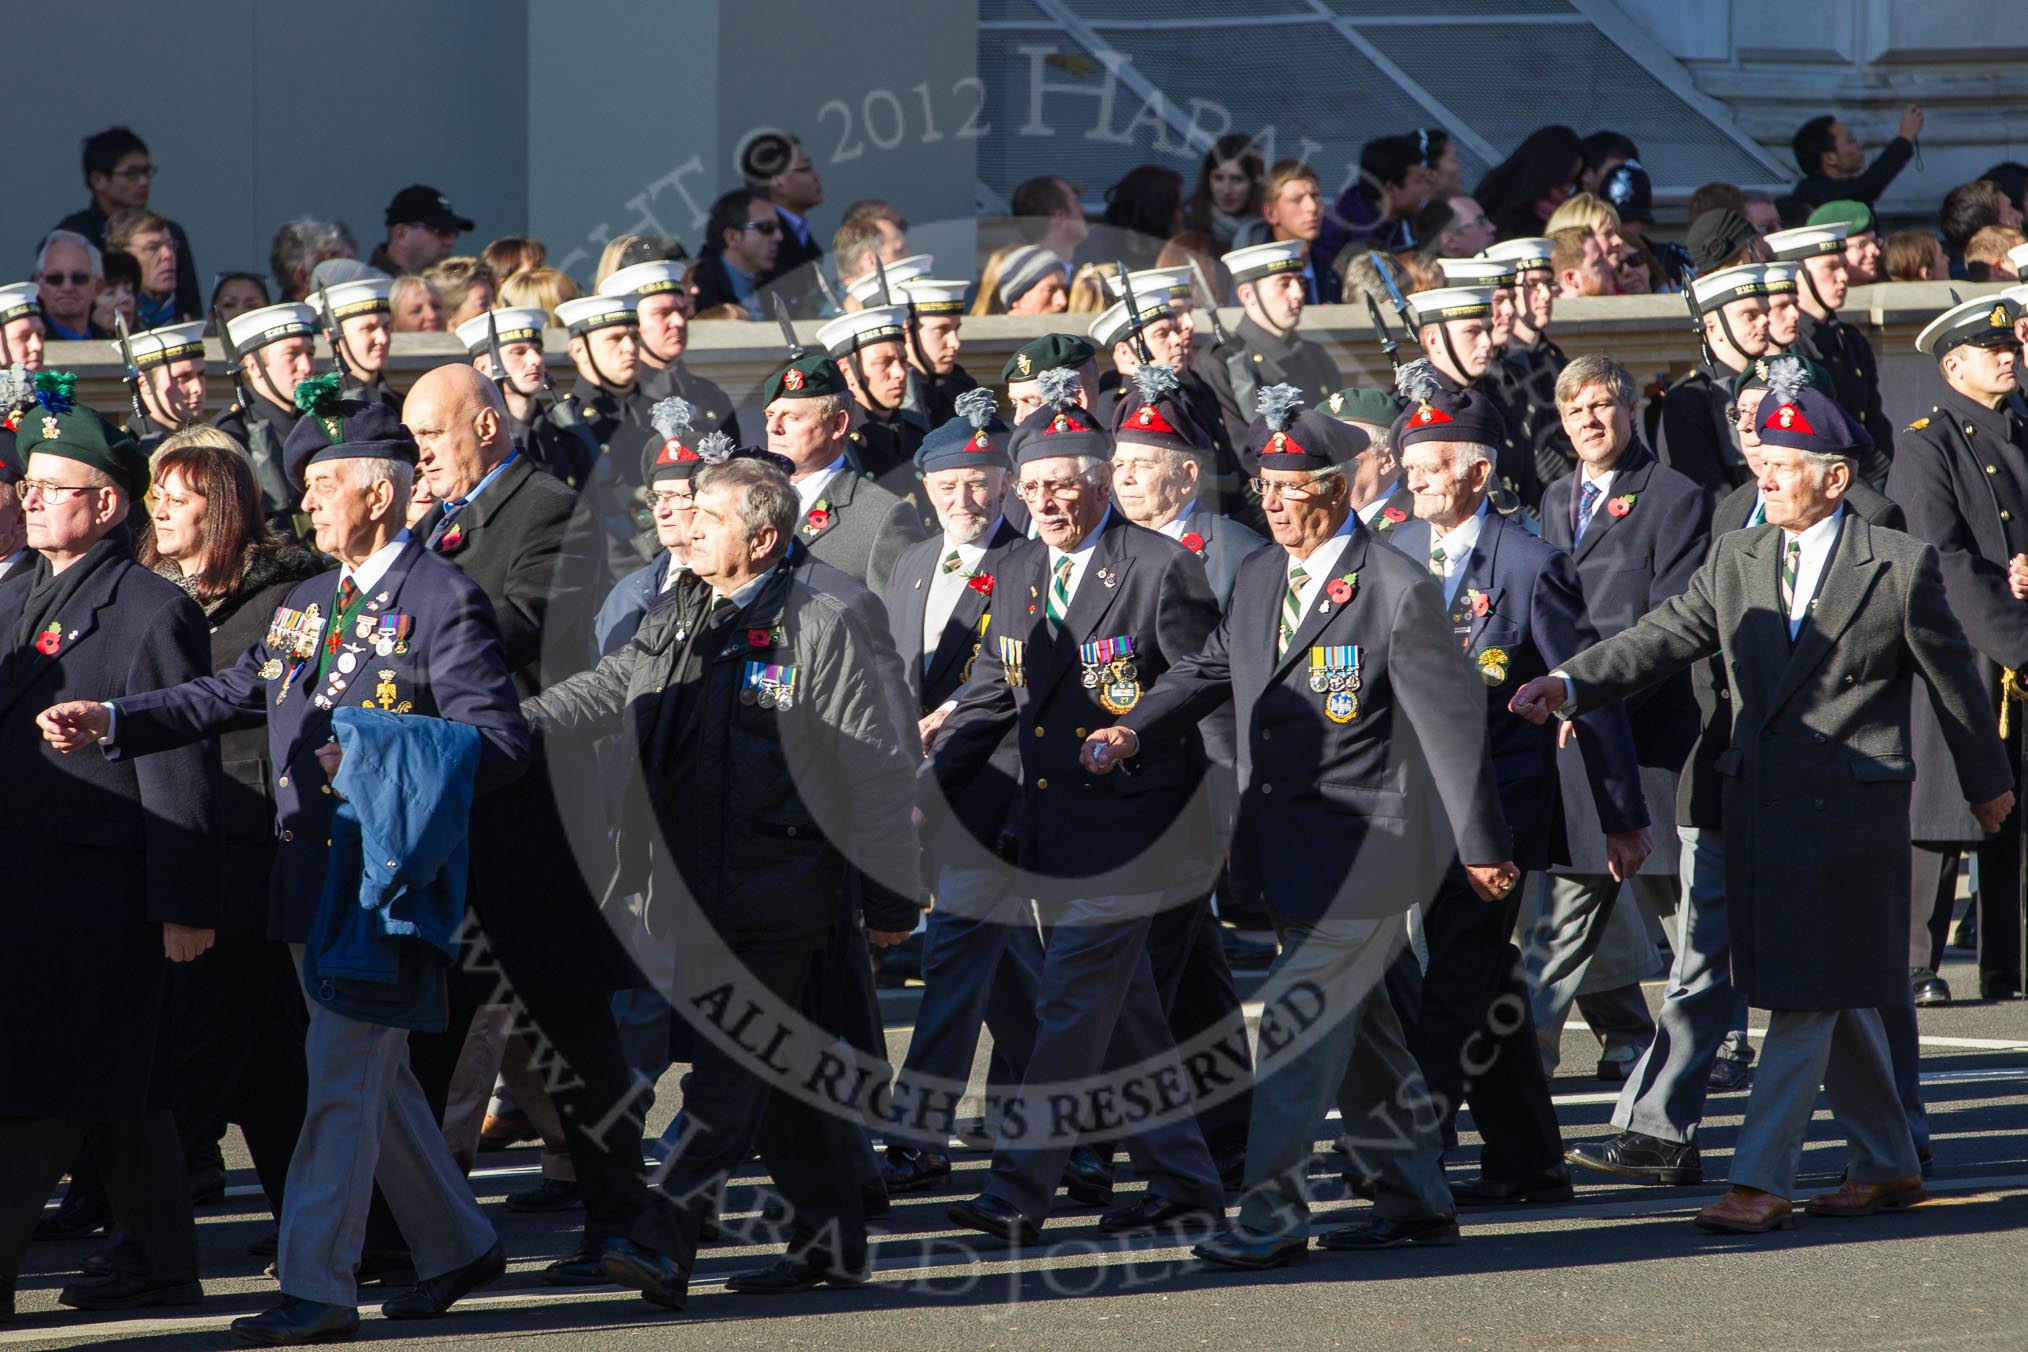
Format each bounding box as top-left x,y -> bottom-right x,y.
41,272 -> 94,287
740,220 -> 781,236
109,163 -> 159,181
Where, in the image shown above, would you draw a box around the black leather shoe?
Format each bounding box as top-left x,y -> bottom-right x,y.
33,1191 -> 111,1240
1193,1228 -> 1308,1271
1595,1058 -> 1633,1083
58,1272 -> 202,1311
1098,1194 -> 1219,1234
727,1253 -> 868,1294
1210,1137 -> 1247,1192
1317,1212 -> 1460,1249
505,1178 -> 581,1213
230,1297 -> 360,1345
600,1238 -> 688,1310
1450,1170 -> 1575,1205
948,1194 -> 1041,1246
1911,969 -> 1952,1007
352,1247 -> 416,1287
880,1145 -> 953,1194
1062,1146 -> 1114,1207
1566,1131 -> 1703,1185
543,1236 -> 627,1286
380,1244 -> 504,1319
1706,1056 -> 1753,1092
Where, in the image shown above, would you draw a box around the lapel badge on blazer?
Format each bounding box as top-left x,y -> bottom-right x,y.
364,669 -> 414,713
1097,566 -> 1118,590
1311,644 -> 1361,721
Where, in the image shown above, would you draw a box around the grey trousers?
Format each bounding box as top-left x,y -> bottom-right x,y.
1526,871 -> 1679,1074
1235,916 -> 1452,1239
1726,1007 -> 1919,1197
278,949 -> 495,1307
1618,826 -> 1754,1143
983,893 -> 1223,1222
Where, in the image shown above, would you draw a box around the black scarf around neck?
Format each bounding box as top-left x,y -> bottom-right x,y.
14,535 -> 124,649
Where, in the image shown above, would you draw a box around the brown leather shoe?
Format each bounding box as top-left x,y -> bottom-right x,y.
1806,1176 -> 1927,1217
1693,1186 -> 1794,1233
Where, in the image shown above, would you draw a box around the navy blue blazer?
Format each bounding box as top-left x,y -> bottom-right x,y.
1118,522 -> 1509,921
111,539 -> 531,943
1174,509 -> 1270,609
1395,510 -> 1648,870
928,510 -> 1220,898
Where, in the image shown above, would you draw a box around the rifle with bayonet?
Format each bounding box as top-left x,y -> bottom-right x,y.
112,312 -> 148,431
1116,261 -> 1155,368
1188,258 -> 1230,348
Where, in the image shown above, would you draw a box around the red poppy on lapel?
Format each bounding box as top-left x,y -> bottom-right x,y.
1606,493 -> 1635,518
34,622 -> 62,656
436,522 -> 464,553
1180,532 -> 1205,554
968,574 -> 994,596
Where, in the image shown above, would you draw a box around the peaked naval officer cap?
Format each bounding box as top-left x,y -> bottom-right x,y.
916,388 -> 1011,473
1761,262 -> 1801,296
122,320 -> 207,370
1246,384 -> 1367,473
555,292 -> 638,337
280,373 -> 417,496
1002,333 -> 1094,384
1753,355 -> 1872,460
897,277 -> 969,316
454,306 -> 549,357
1406,285 -> 1494,326
817,304 -> 909,359
1008,370 -> 1110,467
14,371 -> 147,498
226,301 -> 318,352
1480,238 -> 1555,273
600,259 -> 691,301
1088,293 -> 1174,349
2001,282 -> 2028,310
845,253 -> 934,307
1688,264 -> 1769,315
0,282 -> 42,324
1112,364 -> 1215,456
1763,223 -> 1848,263
1103,264 -> 1194,303
762,352 -> 847,403
1436,257 -> 1518,288
320,276 -> 393,320
1915,294 -> 2023,358
1221,239 -> 1305,286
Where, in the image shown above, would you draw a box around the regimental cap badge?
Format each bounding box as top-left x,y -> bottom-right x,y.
783,367 -> 806,391
41,414 -> 60,440
1991,304 -> 2011,329
1396,358 -> 1448,424
1016,352 -> 1032,375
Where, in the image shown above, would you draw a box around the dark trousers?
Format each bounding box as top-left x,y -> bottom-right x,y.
645,944 -> 866,1277
1411,866 -> 1563,1181
1147,892 -> 1254,1150
0,1112 -> 196,1292
1970,767 -> 2026,990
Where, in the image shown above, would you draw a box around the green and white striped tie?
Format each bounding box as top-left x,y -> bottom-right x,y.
1428,543 -> 1446,579
1780,537 -> 1800,616
941,549 -> 966,574
1046,555 -> 1073,634
1277,564 -> 1308,659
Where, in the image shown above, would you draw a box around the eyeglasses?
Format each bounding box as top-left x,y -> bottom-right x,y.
740,220 -> 781,236
1245,477 -> 1327,503
647,490 -> 695,508
15,480 -> 105,501
1015,475 -> 1091,502
109,163 -> 158,181
1723,403 -> 1760,429
40,272 -> 94,287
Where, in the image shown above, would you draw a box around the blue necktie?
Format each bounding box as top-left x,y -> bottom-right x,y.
1574,480 -> 1602,543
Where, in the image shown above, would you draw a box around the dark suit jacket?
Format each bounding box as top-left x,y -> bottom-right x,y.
1173,509 -> 1269,609
1561,516 -> 2007,1010
1119,522 -> 1508,920
1681,477 -> 1905,829
1796,309 -> 1890,451
1541,439 -> 1709,872
929,511 -> 1221,899
0,554 -> 220,1117
113,540 -> 530,943
1193,315 -> 1343,456
795,464 -> 925,594
1395,510 -> 1647,870
1657,362 -> 1749,496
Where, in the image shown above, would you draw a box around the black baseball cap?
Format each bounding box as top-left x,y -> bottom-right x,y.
385,184 -> 474,233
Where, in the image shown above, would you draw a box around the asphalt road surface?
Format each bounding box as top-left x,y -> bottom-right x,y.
10,951 -> 2024,1351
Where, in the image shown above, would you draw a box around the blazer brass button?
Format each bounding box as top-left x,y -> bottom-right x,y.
1987,465 -> 1998,475
1075,727 -> 1088,739
1034,726 -> 1046,738
1261,728 -> 1273,740
277,775 -> 289,788
1261,783 -> 1274,795
1036,778 -> 1049,790
282,830 -> 294,842
2005,511 -> 2014,522
786,826 -> 798,837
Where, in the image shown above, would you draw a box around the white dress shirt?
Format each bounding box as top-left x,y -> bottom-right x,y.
1045,507 -> 1113,615
922,527 -> 995,663
794,456 -> 848,519
1427,500 -> 1488,607
342,531 -> 413,596
1779,505 -> 1844,637
1284,510 -> 1360,614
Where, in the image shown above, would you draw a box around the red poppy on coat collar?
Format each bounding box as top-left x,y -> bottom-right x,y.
968,573 -> 994,596
1180,532 -> 1204,554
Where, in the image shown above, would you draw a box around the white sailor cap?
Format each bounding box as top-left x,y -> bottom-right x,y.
1221,240 -> 1305,285
1762,224 -> 1847,262
1761,262 -> 1800,295
845,253 -> 933,306
121,321 -> 207,369
1915,294 -> 2022,358
1689,265 -> 1769,314
1088,294 -> 1174,349
555,293 -> 638,337
318,277 -> 394,321
1480,238 -> 1554,273
2008,243 -> 2028,278
454,306 -> 549,357
1406,286 -> 1494,326
1103,265 -> 1194,304
817,304 -> 909,357
226,302 -> 319,352
600,260 -> 691,300
2002,283 -> 2028,310
898,277 -> 969,315
0,282 -> 42,324
1437,257 -> 1518,288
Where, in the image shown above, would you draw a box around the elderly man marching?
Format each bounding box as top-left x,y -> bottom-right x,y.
1083,384 -> 1518,1268
1511,370 -> 2012,1234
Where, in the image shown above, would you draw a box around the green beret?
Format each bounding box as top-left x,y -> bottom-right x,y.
762,353 -> 846,404
1732,353 -> 1835,400
1001,333 -> 1094,384
14,372 -> 146,498
1806,199 -> 1874,238
1322,386 -> 1402,430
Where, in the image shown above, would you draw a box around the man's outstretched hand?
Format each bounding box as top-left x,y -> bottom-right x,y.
1508,676 -> 1568,726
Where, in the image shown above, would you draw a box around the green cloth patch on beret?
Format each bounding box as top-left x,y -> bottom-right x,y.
762,353 -> 846,403
15,371 -> 146,498
1002,333 -> 1095,383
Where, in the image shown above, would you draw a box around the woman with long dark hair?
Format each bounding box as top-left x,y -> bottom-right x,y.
1088,164 -> 1184,274
1180,133 -> 1266,249
1475,125 -> 1587,242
